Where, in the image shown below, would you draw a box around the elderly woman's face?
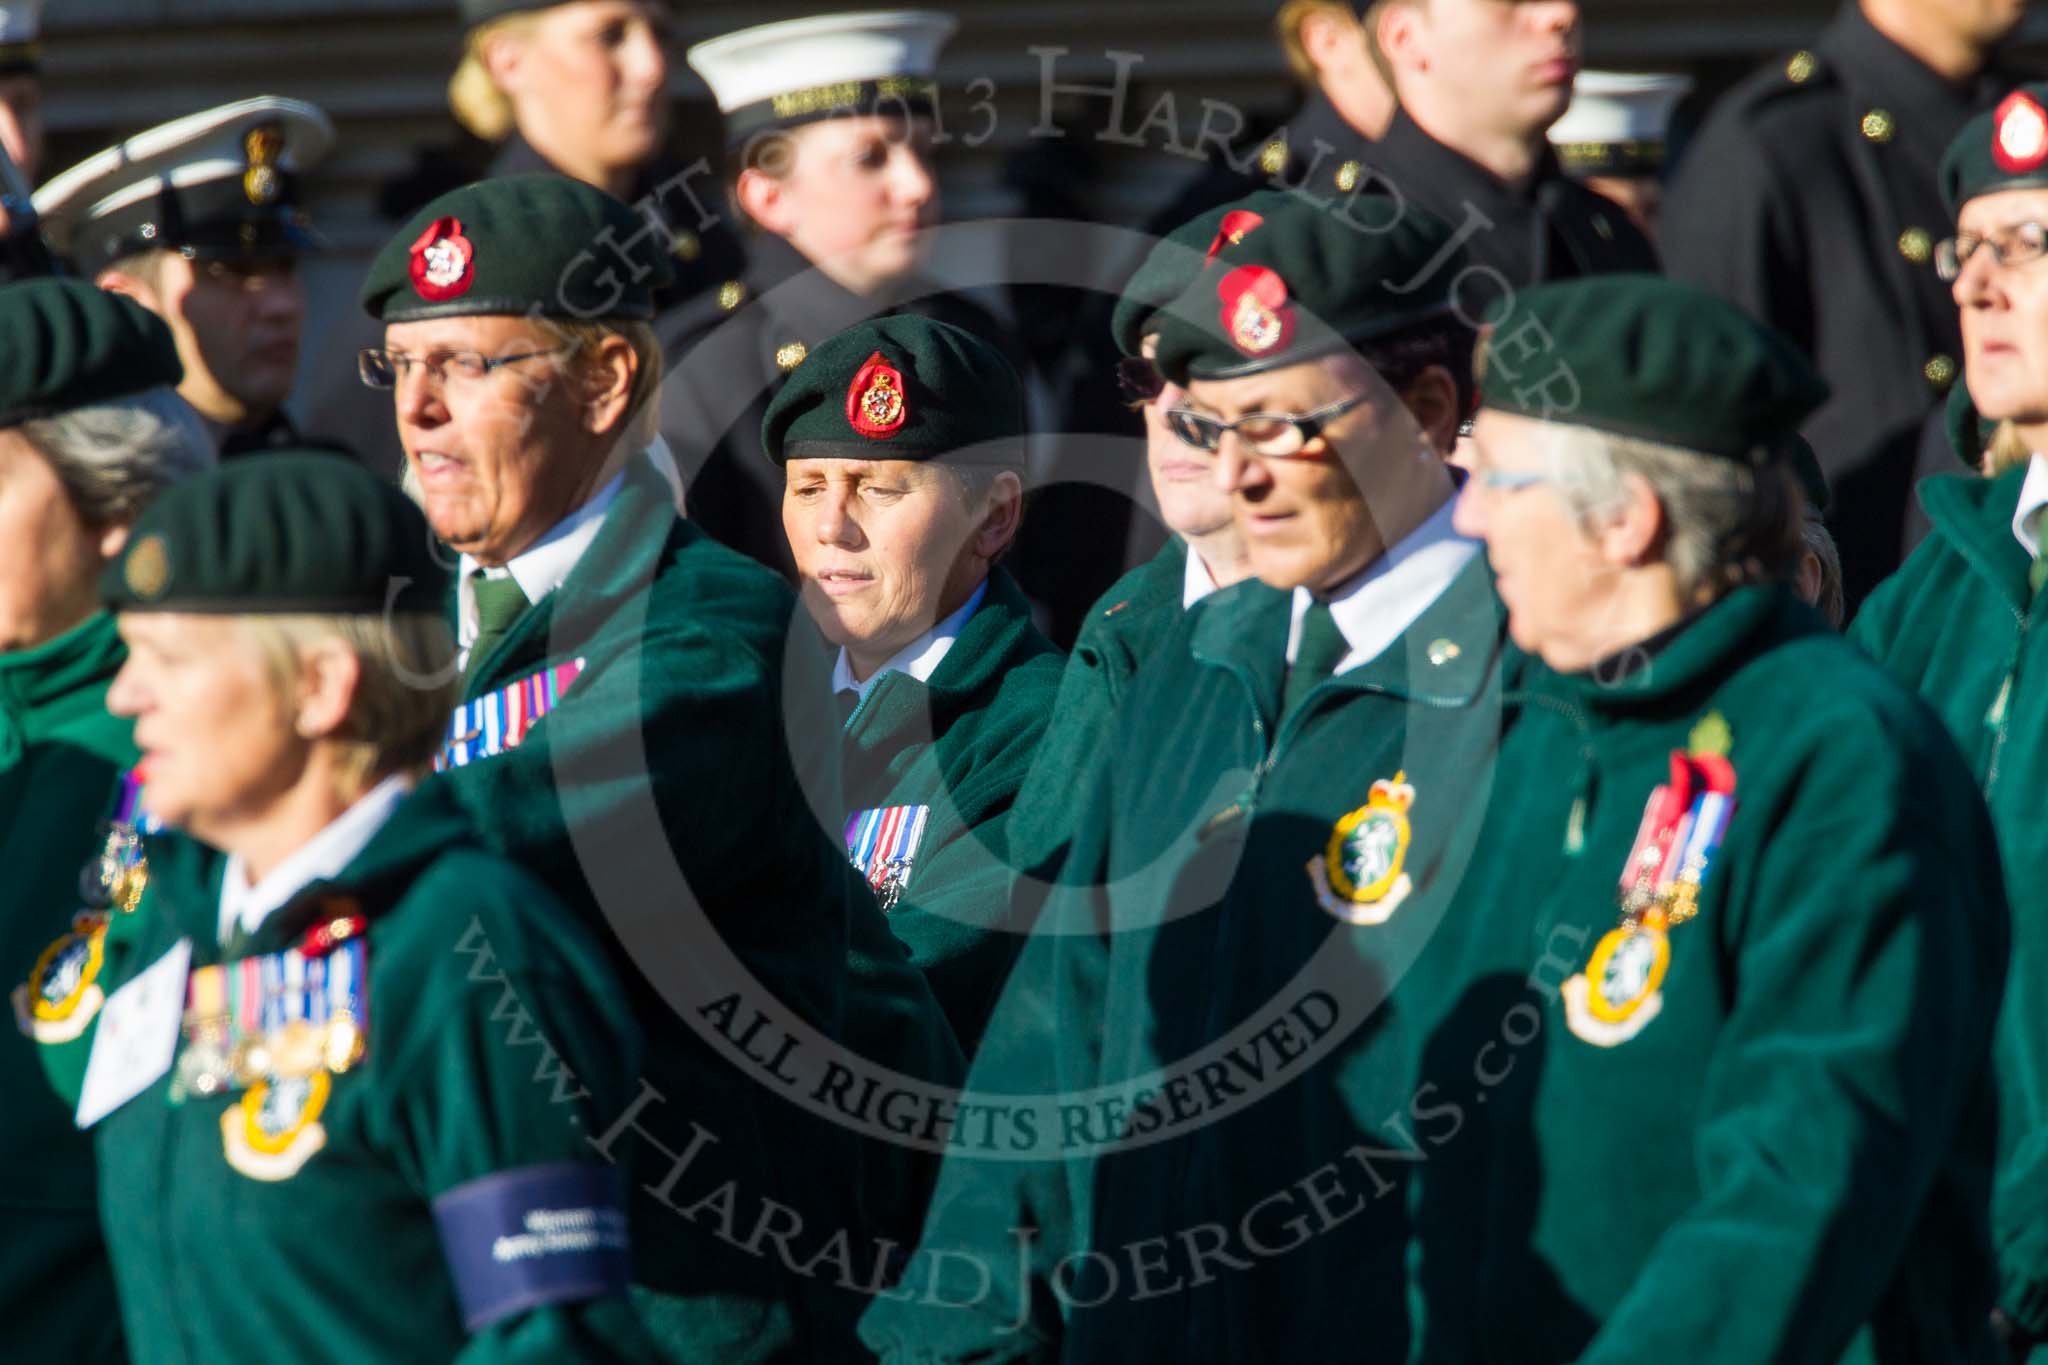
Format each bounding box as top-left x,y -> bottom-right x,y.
384,314 -> 599,566
107,614 -> 300,838
1455,408 -> 1617,671
0,428 -> 114,653
1955,188 -> 2048,430
504,0 -> 670,175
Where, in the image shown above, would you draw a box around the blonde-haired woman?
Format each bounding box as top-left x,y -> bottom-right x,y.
1853,83 -> 2048,1355
447,0 -> 741,301
74,452 -> 657,1362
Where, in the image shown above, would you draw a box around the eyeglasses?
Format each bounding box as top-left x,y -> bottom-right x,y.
1936,221 -> 2048,281
1117,356 -> 1166,405
1164,392 -> 1370,458
1468,468 -> 1555,494
357,346 -> 569,390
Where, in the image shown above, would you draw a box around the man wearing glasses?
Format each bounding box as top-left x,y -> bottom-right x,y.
35,97 -> 344,459
356,173 -> 962,1363
863,193 -> 1512,1362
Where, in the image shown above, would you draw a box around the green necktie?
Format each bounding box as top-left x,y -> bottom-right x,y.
2030,510 -> 2048,598
1280,597 -> 1348,723
466,572 -> 531,683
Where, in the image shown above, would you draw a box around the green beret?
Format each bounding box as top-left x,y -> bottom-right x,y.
1943,84 -> 2048,216
1478,274 -> 1828,463
360,174 -> 675,323
761,315 -> 1024,467
102,452 -> 450,616
1111,191 -> 1294,359
1150,194 -> 1469,384
0,279 -> 181,426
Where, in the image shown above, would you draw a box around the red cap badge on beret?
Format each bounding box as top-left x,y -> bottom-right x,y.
1995,91 -> 2048,174
1206,210 -> 1266,262
847,351 -> 908,438
1217,265 -> 1295,357
409,217 -> 475,302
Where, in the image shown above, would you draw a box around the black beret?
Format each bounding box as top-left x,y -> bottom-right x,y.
761,315 -> 1024,466
1111,191 -> 1293,359
1943,84 -> 2048,216
1150,194 -> 1471,384
1478,274 -> 1828,464
0,278 -> 181,426
102,452 -> 450,615
360,175 -> 676,323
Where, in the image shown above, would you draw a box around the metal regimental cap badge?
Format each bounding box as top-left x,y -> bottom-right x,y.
1548,71 -> 1694,179
35,96 -> 333,269
1151,192 -> 1471,384
688,10 -> 956,147
760,313 -> 1023,466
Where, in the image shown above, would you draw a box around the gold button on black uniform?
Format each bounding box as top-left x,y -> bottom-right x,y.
1925,354 -> 1957,390
1898,228 -> 1931,264
1862,109 -> 1896,144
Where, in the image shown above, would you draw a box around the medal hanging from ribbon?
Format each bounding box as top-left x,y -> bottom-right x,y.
1563,725 -> 1738,1047
436,657 -> 586,771
172,915 -> 369,1103
80,767 -> 162,914
16,768 -> 164,1045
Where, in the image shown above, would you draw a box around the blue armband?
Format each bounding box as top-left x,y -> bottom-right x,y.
432,1162 -> 631,1331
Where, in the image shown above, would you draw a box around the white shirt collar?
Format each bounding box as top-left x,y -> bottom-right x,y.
457,470 -> 626,651
2013,453 -> 2048,557
217,775 -> 414,945
833,579 -> 989,702
1287,498 -> 1477,673
1183,544 -> 1221,610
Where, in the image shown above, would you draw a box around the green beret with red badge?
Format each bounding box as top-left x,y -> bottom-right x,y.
1111,190 -> 1294,359
1943,83 -> 2048,214
1147,193 -> 1470,384
359,174 -> 675,323
760,313 -> 1025,466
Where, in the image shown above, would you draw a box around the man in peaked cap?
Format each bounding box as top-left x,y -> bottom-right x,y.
1405,273 -> 2007,1363
1546,70 -> 1692,241
767,314 -> 1063,1057
660,10 -> 1032,592
35,96 -> 342,459
1661,0 -> 2031,612
864,193 -> 1513,1363
0,278 -> 209,1365
359,173 -> 961,1363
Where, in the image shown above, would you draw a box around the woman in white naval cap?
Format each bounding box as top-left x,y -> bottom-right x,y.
33,97 -> 345,459
660,10 -> 1030,583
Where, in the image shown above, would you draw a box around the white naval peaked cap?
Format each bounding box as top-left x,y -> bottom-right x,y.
35,95 -> 335,265
1549,71 -> 1694,175
687,10 -> 958,142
